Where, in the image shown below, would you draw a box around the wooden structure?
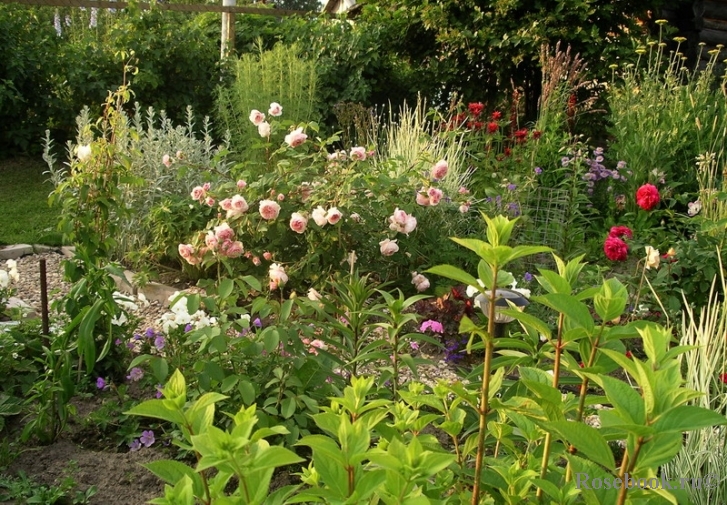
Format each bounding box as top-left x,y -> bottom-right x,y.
662,0 -> 727,69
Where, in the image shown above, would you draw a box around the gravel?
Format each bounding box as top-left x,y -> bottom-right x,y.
7,252 -> 462,387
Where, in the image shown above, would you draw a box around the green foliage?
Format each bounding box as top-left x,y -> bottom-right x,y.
0,471 -> 96,505
216,42 -> 319,157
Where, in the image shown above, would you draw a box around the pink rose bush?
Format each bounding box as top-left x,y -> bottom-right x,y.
284,127 -> 307,148
388,208 -> 417,235
259,199 -> 281,220
289,212 -> 308,234
269,263 -> 288,290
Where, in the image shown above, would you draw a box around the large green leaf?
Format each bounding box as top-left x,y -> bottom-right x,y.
545,421 -> 615,470
531,293 -> 594,332
593,374 -> 645,425
425,264 -> 480,288
653,406 -> 727,433
144,460 -> 204,497
125,399 -> 186,425
78,298 -> 104,371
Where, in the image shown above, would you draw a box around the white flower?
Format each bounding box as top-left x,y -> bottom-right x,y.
6,260 -> 17,270
307,288 -> 322,301
239,314 -> 251,325
111,313 -> 128,326
258,121 -> 271,138
466,279 -> 486,297
76,144 -> 92,162
512,287 -> 531,299
688,200 -> 702,217
645,245 -> 660,270
312,206 -> 328,227
0,270 -> 10,288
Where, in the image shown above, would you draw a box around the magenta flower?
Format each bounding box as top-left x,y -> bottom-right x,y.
96,377 -> 106,390
420,320 -> 444,333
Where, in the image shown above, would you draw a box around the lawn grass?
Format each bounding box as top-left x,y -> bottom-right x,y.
0,157 -> 62,246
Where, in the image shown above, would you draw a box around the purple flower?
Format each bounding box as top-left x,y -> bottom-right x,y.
253,318 -> 262,328
507,183 -> 517,191
561,157 -> 571,167
133,334 -> 142,341
420,320 -> 444,333
139,430 -> 155,447
155,384 -> 163,399
129,439 -> 141,452
154,335 -> 166,351
534,167 -> 542,175
523,272 -> 533,282
126,341 -> 135,350
410,341 -> 420,350
145,328 -> 155,338
184,323 -> 193,332
114,338 -> 122,346
127,367 -> 144,382
96,377 -> 106,390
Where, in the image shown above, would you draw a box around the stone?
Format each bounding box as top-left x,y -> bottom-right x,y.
0,244 -> 34,260
60,246 -> 76,258
4,297 -> 38,319
140,282 -> 179,305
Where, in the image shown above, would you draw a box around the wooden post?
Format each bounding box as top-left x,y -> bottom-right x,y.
221,0 -> 236,61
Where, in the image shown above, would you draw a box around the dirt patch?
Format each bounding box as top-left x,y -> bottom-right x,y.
4,439 -> 166,505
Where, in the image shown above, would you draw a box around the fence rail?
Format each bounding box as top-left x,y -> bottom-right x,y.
0,0 -> 312,16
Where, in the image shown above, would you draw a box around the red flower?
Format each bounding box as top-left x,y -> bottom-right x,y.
514,128 -> 529,143
604,236 -> 629,261
625,350 -> 633,359
608,225 -> 633,239
721,373 -> 727,384
504,147 -> 512,157
532,130 -> 542,140
468,102 -> 484,117
636,184 -> 660,211
487,122 -> 498,134
473,121 -> 484,130
491,111 -> 502,120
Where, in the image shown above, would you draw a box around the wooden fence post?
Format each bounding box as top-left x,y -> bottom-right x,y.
220,0 -> 235,61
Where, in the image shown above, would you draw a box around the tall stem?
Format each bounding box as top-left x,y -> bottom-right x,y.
536,313 -> 565,498
616,438 -> 644,505
472,285 -> 497,505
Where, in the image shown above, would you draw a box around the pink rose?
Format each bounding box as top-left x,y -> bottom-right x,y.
191,186 -> 206,202
263,251 -> 272,261
178,244 -> 200,265
284,127 -> 307,148
203,183 -> 211,191
416,192 -> 430,206
205,232 -> 219,250
259,199 -> 281,220
326,207 -> 343,225
249,109 -> 265,126
350,146 -> 367,161
431,159 -> 448,180
379,238 -> 399,256
269,263 -> 288,290
162,154 -> 172,168
268,102 -> 283,116
230,194 -> 249,213
220,198 -> 233,211
252,256 -> 261,266
277,193 -> 285,202
214,223 -> 235,241
458,186 -> 470,195
258,121 -> 271,138
176,150 -> 183,159
312,206 -> 327,227
290,212 -> 308,234
205,196 -> 215,207
411,272 -> 430,292
220,240 -> 244,258
459,203 -> 470,213
237,180 -> 247,189
388,208 -> 417,235
427,187 -> 443,206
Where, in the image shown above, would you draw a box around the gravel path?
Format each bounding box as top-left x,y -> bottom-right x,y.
7,251 -> 461,387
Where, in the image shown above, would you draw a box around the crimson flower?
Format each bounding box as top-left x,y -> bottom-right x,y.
604,236 -> 629,261
608,225 -> 633,239
487,121 -> 498,134
636,184 -> 660,211
721,373 -> 727,384
532,130 -> 542,140
491,111 -> 502,120
514,128 -> 529,143
468,102 -> 484,116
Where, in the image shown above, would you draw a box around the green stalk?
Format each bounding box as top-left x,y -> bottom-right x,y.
471,282 -> 497,505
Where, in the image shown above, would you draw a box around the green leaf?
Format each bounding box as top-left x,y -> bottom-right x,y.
254,445 -> 305,470
425,264 -> 480,289
592,374 -> 645,425
125,399 -> 186,425
78,298 -> 104,371
263,328 -> 280,353
545,421 -> 615,469
531,293 -> 594,332
144,460 -> 204,497
218,278 -> 234,300
536,269 -> 572,294
151,356 -> 169,384
653,406 -> 727,433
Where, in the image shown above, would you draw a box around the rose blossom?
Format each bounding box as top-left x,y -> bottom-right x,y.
220,198 -> 233,211
416,192 -> 430,206
645,246 -> 660,270
205,232 -> 219,250
636,183 -> 660,211
237,180 -> 247,189
220,240 -> 244,258
249,109 -> 265,125
411,272 -> 430,292
427,187 -> 443,206
190,186 -> 206,202
388,208 -> 417,235
289,212 -> 308,234
252,256 -> 261,266
379,238 -> 399,256
76,144 -> 92,162
269,263 -> 288,290
277,193 -> 285,202
258,121 -> 271,138
162,154 -> 172,168
604,236 -> 628,261
326,207 -> 343,225
459,203 -> 470,213
431,159 -> 448,180
214,223 -> 235,241
226,195 -> 249,219
312,206 -> 327,227
259,199 -> 281,220
268,102 -> 283,116
178,244 -> 200,265
205,196 -> 215,207
263,251 -> 272,261
608,225 -> 633,239
284,127 -> 307,148
350,146 -> 367,161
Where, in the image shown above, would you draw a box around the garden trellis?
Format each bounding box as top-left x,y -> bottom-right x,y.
0,0 -> 313,60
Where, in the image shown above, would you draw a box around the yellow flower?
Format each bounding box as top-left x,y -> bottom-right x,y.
645,246 -> 661,270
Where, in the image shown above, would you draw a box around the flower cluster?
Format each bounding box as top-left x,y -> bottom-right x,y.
0,260 -> 20,306
158,292 -> 218,333
129,430 -> 155,451
577,147 -> 628,195
411,272 -> 430,292
603,225 -> 633,262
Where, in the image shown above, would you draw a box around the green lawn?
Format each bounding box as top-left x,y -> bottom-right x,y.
0,157 -> 62,246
